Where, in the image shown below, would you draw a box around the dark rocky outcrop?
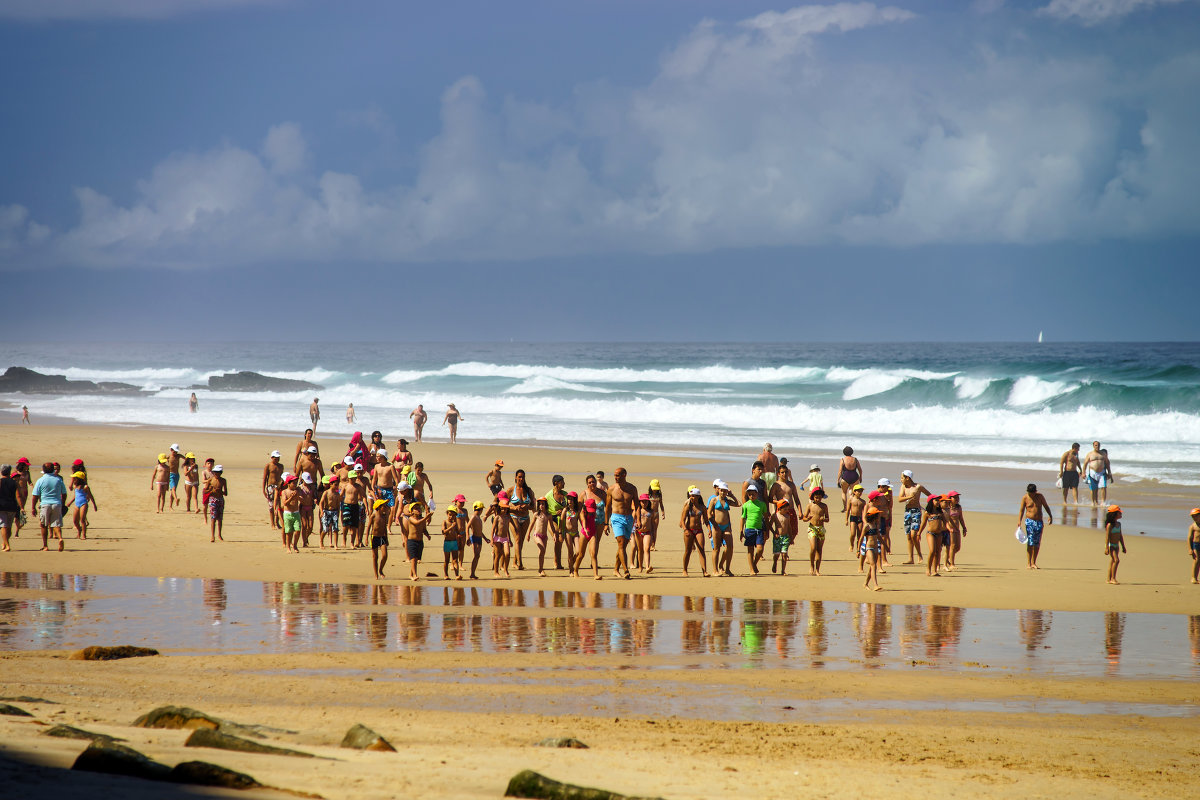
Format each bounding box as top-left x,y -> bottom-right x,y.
169,760 -> 264,790
0,703 -> 33,717
534,737 -> 589,749
0,366 -> 141,395
504,770 -> 663,800
131,705 -> 275,739
339,723 -> 396,752
203,371 -> 323,392
71,741 -> 172,781
42,724 -> 125,743
70,645 -> 160,661
184,727 -> 315,758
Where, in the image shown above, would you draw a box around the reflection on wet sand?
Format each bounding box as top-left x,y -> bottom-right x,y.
0,572 -> 1196,680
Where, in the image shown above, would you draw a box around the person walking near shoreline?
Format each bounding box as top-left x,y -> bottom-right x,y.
443,404 -> 463,443
309,398 -> 321,431
898,470 -> 930,565
263,451 -> 284,530
1018,483 -> 1053,569
410,404 -> 428,442
1059,443 -> 1082,504
1082,442 -> 1111,506
32,462 -> 66,552
151,454 -> 170,513
21,405 -> 29,424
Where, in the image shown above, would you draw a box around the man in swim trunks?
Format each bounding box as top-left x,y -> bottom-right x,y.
1082,441 -> 1111,507
293,428 -> 319,470
409,404 -> 428,442
262,450 -> 284,529
740,484 -> 768,575
486,460 -> 504,495
606,466 -> 637,579
897,470 -> 930,565
758,443 -> 779,476
31,462 -> 66,552
371,451 -> 399,518
1058,443 -> 1082,504
296,445 -> 324,484
309,398 -> 320,431
319,475 -> 342,548
369,498 -> 390,579
1017,482 -> 1053,569
341,469 -> 368,548
1188,508 -> 1200,585
167,444 -> 184,509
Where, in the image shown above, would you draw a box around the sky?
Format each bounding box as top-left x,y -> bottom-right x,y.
1,0 -> 1198,341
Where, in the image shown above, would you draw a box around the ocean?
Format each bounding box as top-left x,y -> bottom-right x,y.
3,341 -> 1198,489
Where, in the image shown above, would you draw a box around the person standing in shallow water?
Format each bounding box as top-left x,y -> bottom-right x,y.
309,398 -> 321,431
443,404 -> 463,443
1018,483 -> 1053,569
410,404 -> 428,442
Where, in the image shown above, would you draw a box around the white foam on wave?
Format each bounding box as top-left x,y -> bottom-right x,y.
954,376 -> 992,399
504,376 -> 617,395
1008,376 -> 1075,406
259,368 -> 339,384
382,362 -> 824,386
30,365 -> 221,391
839,368 -> 959,400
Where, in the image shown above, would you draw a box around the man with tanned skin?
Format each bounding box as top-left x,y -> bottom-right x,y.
341,469 -> 368,549
409,404 -> 428,443
1018,483 -> 1053,569
262,451 -> 284,529
607,467 -> 637,580
1082,441 -> 1111,506
897,470 -> 930,565
309,398 -> 320,431
166,444 -> 184,509
297,445 -> 324,484
758,444 -> 779,476
371,451 -> 399,516
294,429 -> 319,470
1058,443 -> 1082,504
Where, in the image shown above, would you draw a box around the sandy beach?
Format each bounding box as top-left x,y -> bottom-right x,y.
1,423 -> 1198,799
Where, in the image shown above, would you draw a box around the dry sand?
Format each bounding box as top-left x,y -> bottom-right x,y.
1,424 -> 1198,799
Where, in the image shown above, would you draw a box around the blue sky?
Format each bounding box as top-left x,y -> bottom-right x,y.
1,0 -> 1198,341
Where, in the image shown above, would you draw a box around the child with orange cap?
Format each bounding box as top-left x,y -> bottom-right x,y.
1104,505 -> 1126,585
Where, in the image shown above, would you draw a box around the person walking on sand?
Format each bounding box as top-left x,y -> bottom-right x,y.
1058,443 -> 1082,504
740,484 -> 768,576
897,470 -> 930,565
294,428 -> 320,468
836,446 -> 862,512
606,467 -> 637,579
1188,508 -> 1200,584
758,443 -> 779,476
31,462 -> 66,552
486,460 -> 504,496
862,508 -> 884,591
1018,483 -> 1053,569
680,487 -> 711,577
151,454 -> 170,513
262,450 -> 285,529
278,475 -> 302,552
443,403 -> 463,443
309,398 -> 321,431
20,405 -> 30,424
166,444 -> 184,509
467,500 -> 489,578
804,487 -> 830,576
370,499 -> 390,579
0,464 -> 24,552
402,502 -> 433,581
1082,441 -> 1111,506
1104,505 -> 1126,585
206,465 -> 228,542
708,480 -> 739,577
916,495 -> 945,577
68,471 -> 98,539
846,484 -> 866,556
409,404 -> 428,442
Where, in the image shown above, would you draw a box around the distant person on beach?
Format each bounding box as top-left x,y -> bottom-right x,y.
189,393 -> 199,413
151,453 -> 170,513
1188,508 -> 1200,584
1018,483 -> 1053,569
309,398 -> 320,431
21,405 -> 29,424
346,403 -> 356,424
167,444 -> 183,509
31,462 -> 66,552
836,447 -> 862,512
758,443 -> 779,475
410,404 -> 428,442
0,464 -> 25,552
443,404 -> 463,443
898,470 -> 930,564
846,484 -> 865,555
1082,441 -> 1111,506
944,490 -> 967,570
916,495 -> 945,577
1059,443 -> 1082,504
206,465 -> 227,542
1104,505 -> 1126,585
862,508 -> 883,591
263,451 -> 284,529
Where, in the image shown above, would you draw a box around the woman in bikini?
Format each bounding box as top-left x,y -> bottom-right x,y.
679,488 -> 711,578
572,498 -> 604,579
633,493 -> 657,574
507,469 -> 535,571
368,431 -> 385,459
916,495 -> 945,577
392,438 -> 414,468
836,446 -> 862,513
943,490 -> 967,570
707,480 -> 739,577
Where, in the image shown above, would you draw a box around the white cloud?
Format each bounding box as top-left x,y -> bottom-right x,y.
6,2 -> 1200,269
1038,0 -> 1191,25
0,0 -> 284,20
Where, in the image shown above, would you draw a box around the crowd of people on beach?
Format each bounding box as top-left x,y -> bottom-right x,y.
3,434 -> 1199,587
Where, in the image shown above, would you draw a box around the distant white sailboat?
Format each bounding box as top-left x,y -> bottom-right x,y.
1038,331 -> 1043,343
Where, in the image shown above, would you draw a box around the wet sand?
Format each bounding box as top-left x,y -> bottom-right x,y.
1,423 -> 1199,798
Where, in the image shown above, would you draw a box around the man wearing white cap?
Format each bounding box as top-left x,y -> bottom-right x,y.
262,451 -> 284,530
206,465 -> 227,543
898,470 -> 930,565
297,445 -> 324,486
167,444 -> 184,510
293,428 -> 319,470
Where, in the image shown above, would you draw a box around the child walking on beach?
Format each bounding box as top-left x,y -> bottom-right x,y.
319,476 -> 341,548
529,498 -> 553,576
1190,508 -> 1200,584
467,501 -> 488,579
863,508 -> 883,591
441,508 -> 462,580
1105,505 -> 1126,585
68,471 -> 98,539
